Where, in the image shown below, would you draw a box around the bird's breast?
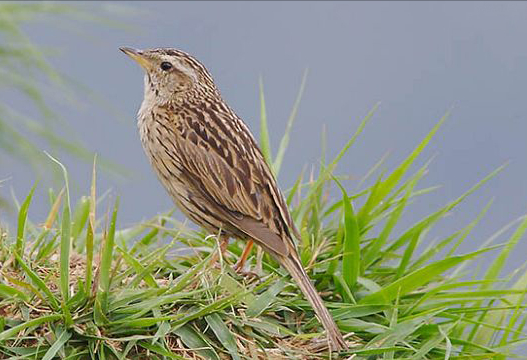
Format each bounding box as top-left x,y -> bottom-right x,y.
137,106 -> 189,200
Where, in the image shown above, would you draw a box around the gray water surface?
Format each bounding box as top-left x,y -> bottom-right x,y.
2,1 -> 527,277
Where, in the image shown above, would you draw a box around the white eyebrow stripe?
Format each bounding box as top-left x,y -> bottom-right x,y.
174,63 -> 198,83
159,54 -> 198,83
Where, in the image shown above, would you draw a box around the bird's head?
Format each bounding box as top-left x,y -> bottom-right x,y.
120,47 -> 216,104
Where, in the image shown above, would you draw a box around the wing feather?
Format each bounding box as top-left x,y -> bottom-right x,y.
171,105 -> 295,256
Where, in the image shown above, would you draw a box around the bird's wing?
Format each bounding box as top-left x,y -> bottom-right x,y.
170,104 -> 295,256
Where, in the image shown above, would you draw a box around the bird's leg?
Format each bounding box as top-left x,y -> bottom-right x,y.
220,235 -> 229,254
209,234 -> 230,267
233,240 -> 254,272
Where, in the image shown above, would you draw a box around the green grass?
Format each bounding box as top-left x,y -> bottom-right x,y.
1,95 -> 526,359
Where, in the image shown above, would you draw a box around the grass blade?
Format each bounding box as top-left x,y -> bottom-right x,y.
205,313 -> 241,360
360,248 -> 495,305
333,176 -> 360,291
364,165 -> 425,268
258,76 -> 272,167
42,329 -> 72,360
138,342 -> 186,360
387,164 -> 506,254
0,314 -> 62,340
173,324 -> 220,360
97,197 -> 119,312
247,278 -> 287,317
273,68 -> 308,175
359,112 -> 448,225
483,215 -> 527,287
46,153 -> 72,302
15,182 -> 36,264
0,283 -> 30,302
296,103 -> 378,222
470,215 -> 527,348
14,253 -> 59,310
85,155 -> 97,294
71,196 -> 89,244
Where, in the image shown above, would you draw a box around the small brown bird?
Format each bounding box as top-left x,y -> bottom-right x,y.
120,46 -> 346,351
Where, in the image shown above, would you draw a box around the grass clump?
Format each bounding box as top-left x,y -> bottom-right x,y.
1,98 -> 527,359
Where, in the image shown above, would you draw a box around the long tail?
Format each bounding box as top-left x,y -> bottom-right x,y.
279,253 -> 347,351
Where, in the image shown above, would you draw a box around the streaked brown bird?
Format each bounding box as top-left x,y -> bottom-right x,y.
120,46 -> 347,351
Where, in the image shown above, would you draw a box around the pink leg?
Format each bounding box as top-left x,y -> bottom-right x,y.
234,240 -> 254,272
209,235 -> 230,266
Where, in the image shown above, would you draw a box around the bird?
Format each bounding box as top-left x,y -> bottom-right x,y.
120,46 -> 347,352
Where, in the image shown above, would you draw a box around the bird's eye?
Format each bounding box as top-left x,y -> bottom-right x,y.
160,62 -> 173,71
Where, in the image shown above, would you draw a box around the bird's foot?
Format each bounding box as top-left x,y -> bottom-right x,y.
232,263 -> 260,281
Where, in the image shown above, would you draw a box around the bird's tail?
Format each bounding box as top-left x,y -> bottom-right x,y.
279,253 -> 347,351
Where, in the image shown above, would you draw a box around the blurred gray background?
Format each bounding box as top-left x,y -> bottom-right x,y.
2,2 -> 527,273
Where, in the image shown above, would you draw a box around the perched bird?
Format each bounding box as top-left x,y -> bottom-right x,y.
120,46 -> 347,351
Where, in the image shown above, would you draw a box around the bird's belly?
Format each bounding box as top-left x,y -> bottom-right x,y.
139,122 -> 227,233
141,133 -> 187,205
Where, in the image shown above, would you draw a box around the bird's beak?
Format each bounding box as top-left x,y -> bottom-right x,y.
120,47 -> 151,70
